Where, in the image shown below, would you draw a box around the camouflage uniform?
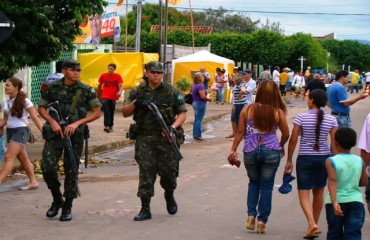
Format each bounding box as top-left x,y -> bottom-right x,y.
124,82 -> 187,198
38,80 -> 101,198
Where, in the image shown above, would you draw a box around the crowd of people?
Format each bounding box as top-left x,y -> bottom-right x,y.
0,60 -> 369,240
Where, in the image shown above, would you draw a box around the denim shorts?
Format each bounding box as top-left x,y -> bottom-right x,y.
296,154 -> 329,190
6,127 -> 30,145
231,104 -> 245,123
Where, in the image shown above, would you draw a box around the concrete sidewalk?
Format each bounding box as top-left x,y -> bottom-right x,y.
25,102 -> 232,162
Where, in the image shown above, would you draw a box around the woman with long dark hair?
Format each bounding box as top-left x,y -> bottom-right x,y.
228,80 -> 289,234
0,78 -> 42,190
285,89 -> 338,239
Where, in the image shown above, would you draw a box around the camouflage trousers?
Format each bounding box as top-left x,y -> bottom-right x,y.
135,138 -> 179,198
41,128 -> 84,199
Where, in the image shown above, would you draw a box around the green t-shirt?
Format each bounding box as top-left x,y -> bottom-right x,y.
325,153 -> 364,204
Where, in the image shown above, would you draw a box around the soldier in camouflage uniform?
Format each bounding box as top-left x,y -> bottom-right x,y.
38,59 -> 101,221
122,61 -> 187,221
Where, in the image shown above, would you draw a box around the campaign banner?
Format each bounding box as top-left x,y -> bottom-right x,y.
75,14 -> 103,44
101,8 -> 120,38
114,26 -> 121,43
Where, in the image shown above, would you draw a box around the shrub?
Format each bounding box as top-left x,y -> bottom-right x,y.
175,77 -> 191,92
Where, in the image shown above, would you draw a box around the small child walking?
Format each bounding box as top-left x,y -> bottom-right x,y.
325,127 -> 368,240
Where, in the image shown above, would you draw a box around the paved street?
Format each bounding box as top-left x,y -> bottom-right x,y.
0,94 -> 369,240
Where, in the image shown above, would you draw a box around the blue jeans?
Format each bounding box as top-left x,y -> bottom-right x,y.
350,84 -> 359,93
0,135 -> 5,164
243,145 -> 281,223
333,115 -> 351,128
326,202 -> 365,240
216,85 -> 225,103
192,101 -> 206,138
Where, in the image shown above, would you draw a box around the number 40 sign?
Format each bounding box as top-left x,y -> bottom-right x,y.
100,9 -> 120,38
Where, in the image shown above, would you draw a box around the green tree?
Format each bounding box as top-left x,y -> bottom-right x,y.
192,7 -> 259,33
247,30 -> 289,67
0,0 -> 107,80
285,33 -> 327,71
321,39 -> 370,71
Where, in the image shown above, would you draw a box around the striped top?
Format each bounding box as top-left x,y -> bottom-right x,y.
293,109 -> 338,155
233,83 -> 247,105
243,119 -> 281,152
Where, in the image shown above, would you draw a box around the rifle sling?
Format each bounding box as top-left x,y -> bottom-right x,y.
68,89 -> 82,118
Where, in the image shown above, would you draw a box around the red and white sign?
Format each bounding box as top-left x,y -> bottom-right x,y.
100,8 -> 120,38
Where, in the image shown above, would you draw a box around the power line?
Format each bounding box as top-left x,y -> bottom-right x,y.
174,7 -> 370,16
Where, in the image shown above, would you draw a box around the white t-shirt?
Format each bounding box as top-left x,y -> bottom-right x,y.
292,75 -> 305,87
2,97 -> 33,128
365,72 -> 370,83
273,70 -> 280,82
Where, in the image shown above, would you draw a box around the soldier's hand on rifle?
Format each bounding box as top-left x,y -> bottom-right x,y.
134,99 -> 150,109
169,126 -> 177,137
64,122 -> 79,136
50,121 -> 64,137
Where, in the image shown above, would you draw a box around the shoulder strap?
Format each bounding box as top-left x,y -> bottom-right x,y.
68,88 -> 82,118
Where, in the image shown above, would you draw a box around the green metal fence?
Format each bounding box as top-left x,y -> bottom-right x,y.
30,51 -> 74,104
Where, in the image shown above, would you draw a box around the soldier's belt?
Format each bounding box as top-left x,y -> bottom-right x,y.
139,130 -> 163,137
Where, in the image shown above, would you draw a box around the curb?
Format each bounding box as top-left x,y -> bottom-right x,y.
87,112 -> 230,156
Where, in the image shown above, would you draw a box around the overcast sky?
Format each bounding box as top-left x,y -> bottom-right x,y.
109,0 -> 370,41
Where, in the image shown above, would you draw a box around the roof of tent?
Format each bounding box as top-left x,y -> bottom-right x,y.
171,50 -> 234,84
172,50 -> 234,64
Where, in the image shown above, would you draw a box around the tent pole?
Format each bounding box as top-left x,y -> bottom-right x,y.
189,0 -> 195,53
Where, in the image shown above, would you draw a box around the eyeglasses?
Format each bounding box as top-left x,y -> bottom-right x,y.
68,68 -> 81,72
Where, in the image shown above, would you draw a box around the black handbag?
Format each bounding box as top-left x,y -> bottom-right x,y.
184,93 -> 193,104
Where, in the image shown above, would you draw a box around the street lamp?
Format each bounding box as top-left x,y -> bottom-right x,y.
0,10 -> 15,44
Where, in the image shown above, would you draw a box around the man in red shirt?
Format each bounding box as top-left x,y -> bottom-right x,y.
97,63 -> 123,133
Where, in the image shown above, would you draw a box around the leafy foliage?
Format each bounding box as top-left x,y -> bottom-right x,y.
175,76 -> 191,92
285,33 -> 327,70
321,39 -> 370,71
0,0 -> 107,80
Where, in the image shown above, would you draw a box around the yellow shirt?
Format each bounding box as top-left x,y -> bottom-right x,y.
351,72 -> 360,84
279,72 -> 289,85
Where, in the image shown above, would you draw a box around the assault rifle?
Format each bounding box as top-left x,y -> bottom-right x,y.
147,102 -> 183,161
47,101 -> 79,173
83,125 -> 90,168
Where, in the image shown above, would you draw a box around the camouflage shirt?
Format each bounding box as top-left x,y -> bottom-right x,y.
124,82 -> 187,136
38,79 -> 101,123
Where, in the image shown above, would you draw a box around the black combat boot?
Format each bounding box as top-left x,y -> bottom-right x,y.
46,190 -> 64,218
164,191 -> 177,215
134,197 -> 152,221
59,198 -> 73,221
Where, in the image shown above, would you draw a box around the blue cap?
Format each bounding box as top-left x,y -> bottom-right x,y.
278,173 -> 296,194
241,69 -> 252,75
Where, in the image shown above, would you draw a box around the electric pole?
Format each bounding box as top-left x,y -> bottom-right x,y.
135,0 -> 142,52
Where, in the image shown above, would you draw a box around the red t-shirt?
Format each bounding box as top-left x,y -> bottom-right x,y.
98,72 -> 123,100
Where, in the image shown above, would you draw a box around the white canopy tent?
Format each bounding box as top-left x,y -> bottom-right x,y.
171,50 -> 234,85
